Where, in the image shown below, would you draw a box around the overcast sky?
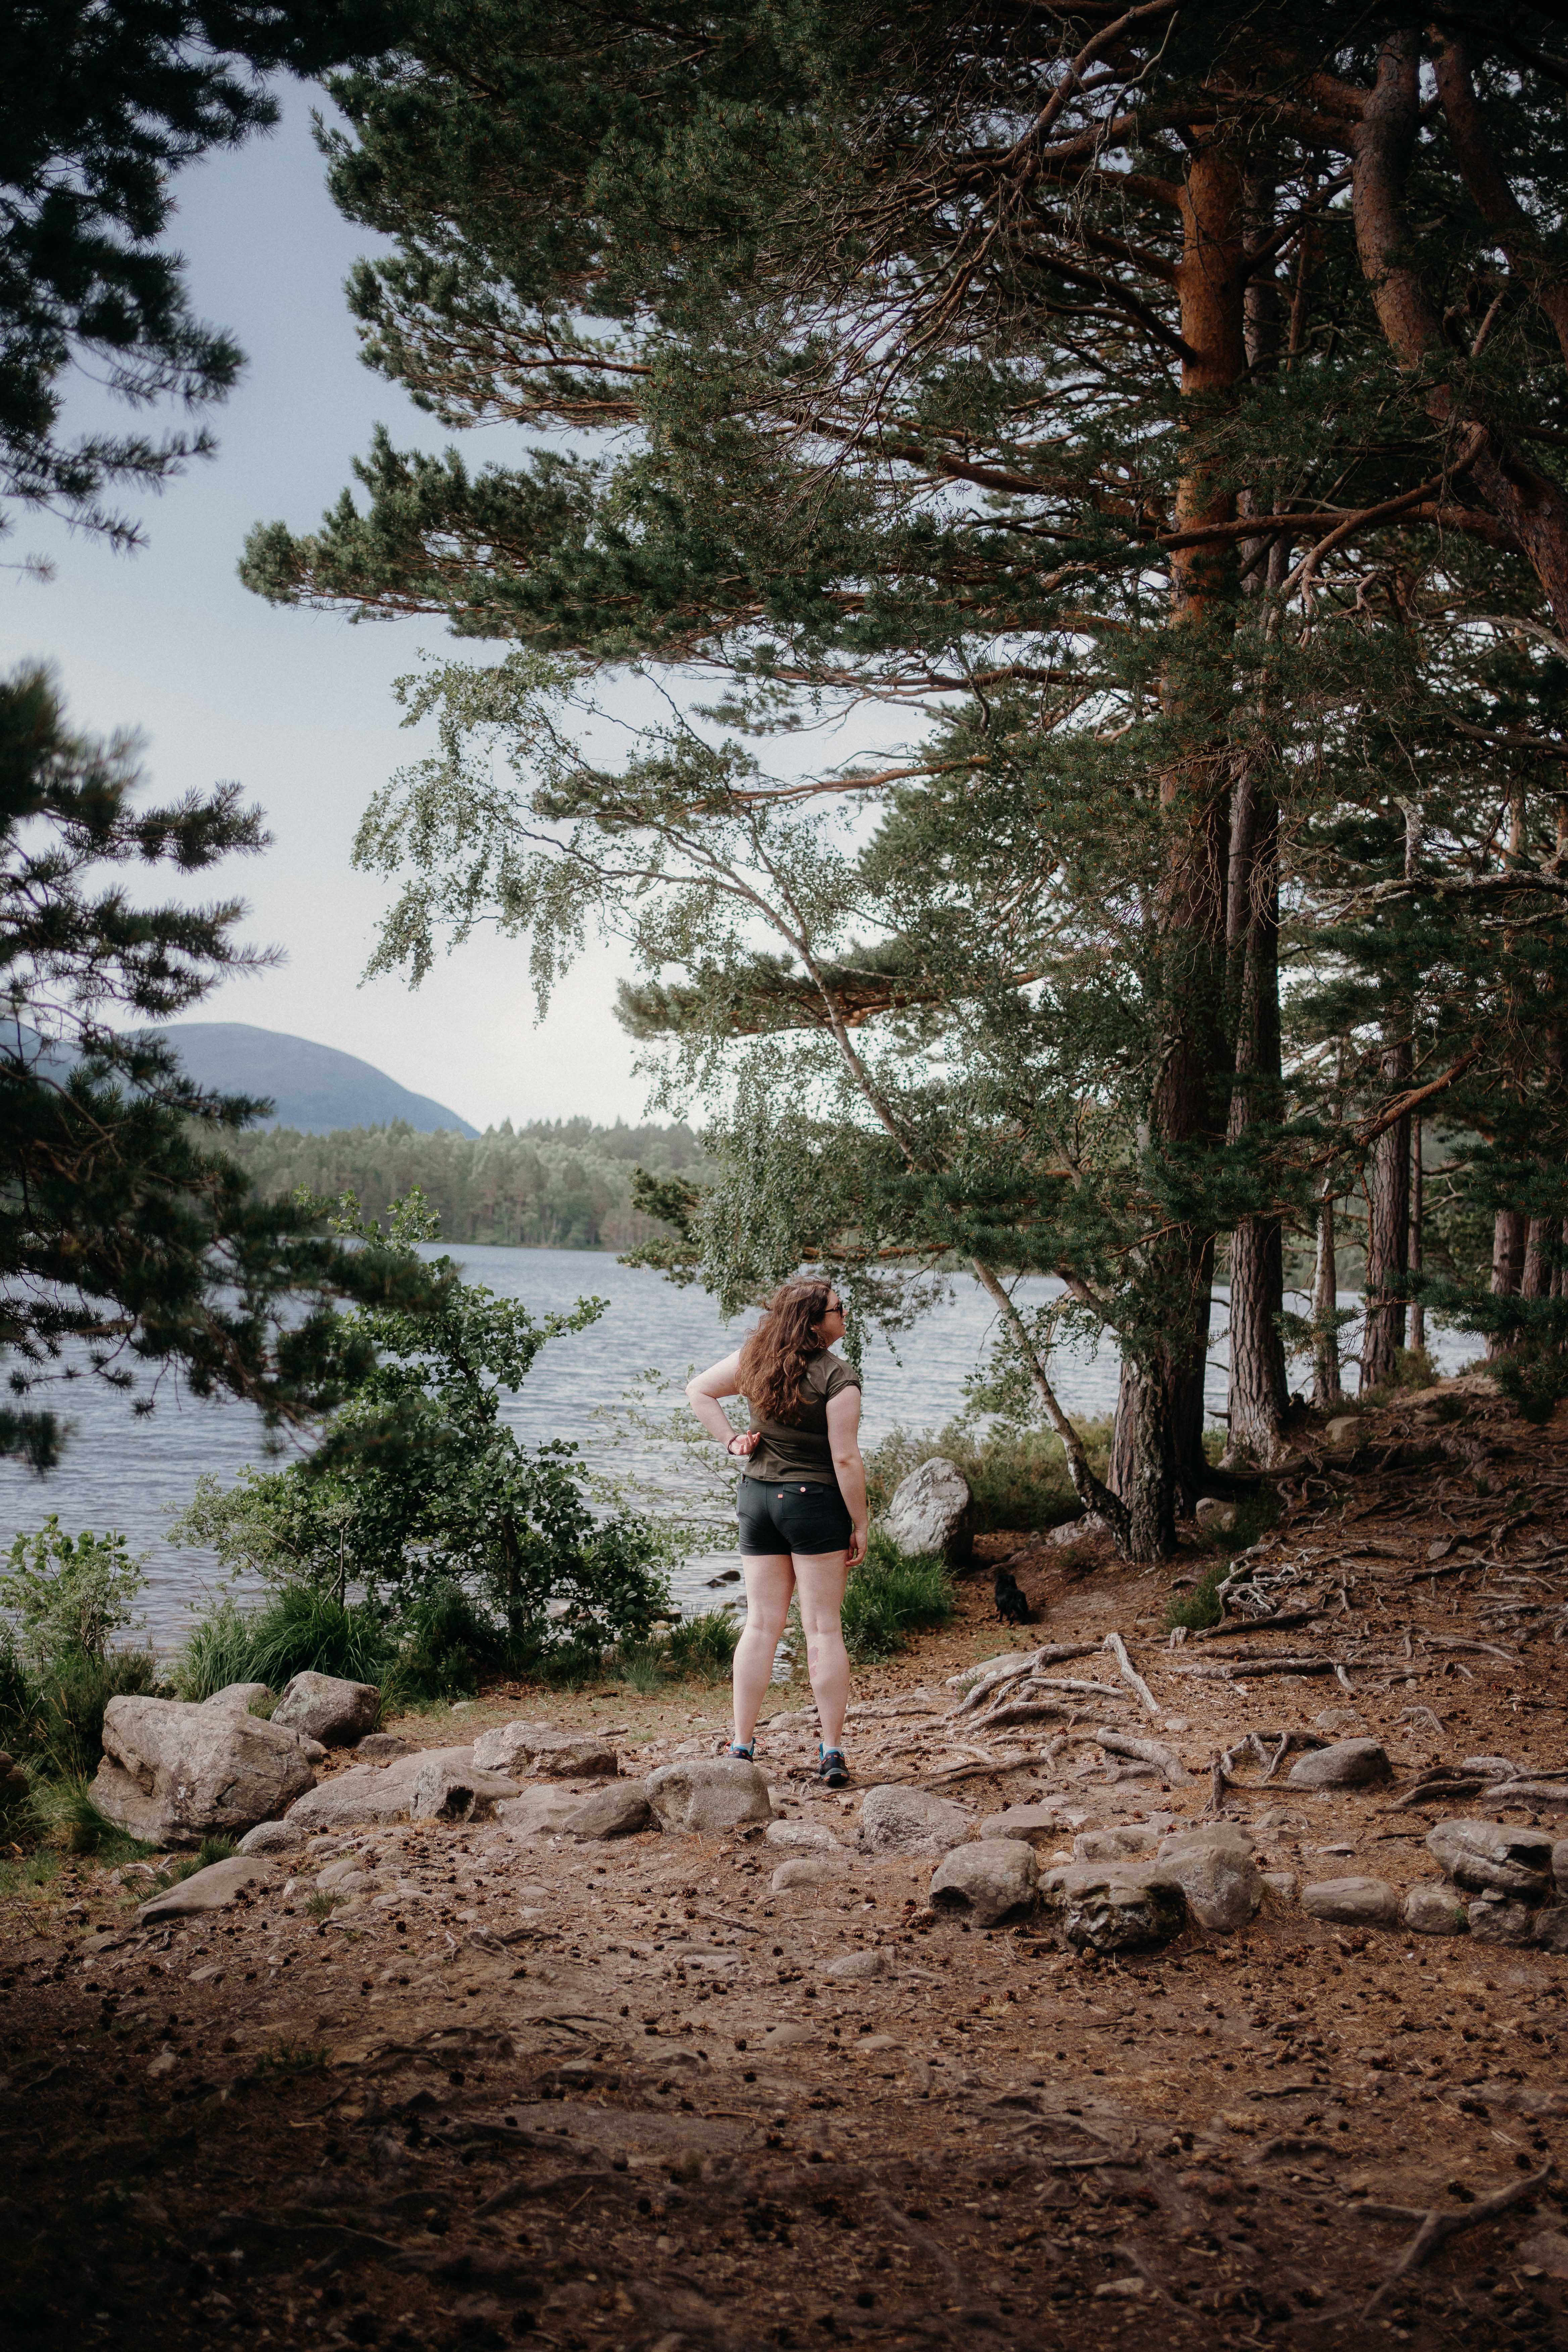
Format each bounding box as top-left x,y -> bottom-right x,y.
1,85 -> 657,1132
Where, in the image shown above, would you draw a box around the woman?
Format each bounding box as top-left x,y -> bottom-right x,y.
686,1277 -> 868,1786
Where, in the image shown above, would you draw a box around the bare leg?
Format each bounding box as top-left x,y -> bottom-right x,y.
732,1551 -> 794,1747
792,1549 -> 851,1750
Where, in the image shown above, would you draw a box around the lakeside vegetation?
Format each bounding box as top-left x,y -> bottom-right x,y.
220,1118 -> 708,1251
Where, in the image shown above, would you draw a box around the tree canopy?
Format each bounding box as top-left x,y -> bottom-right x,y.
245,1 -> 1568,1553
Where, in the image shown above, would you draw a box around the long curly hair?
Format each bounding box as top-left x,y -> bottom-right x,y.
737,1276 -> 838,1423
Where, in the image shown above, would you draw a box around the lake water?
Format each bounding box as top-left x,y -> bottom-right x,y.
0,1247 -> 1479,1648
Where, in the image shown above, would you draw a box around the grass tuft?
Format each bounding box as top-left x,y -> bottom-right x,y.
1164,1561 -> 1225,1632
841,1533 -> 955,1664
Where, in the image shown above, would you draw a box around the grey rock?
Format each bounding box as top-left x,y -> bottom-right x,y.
1262,1871 -> 1298,1899
859,1783 -> 975,1858
1073,1824 -> 1161,1861
1301,1876 -> 1401,1927
1533,1901 -> 1568,1952
1517,2232 -> 1568,2283
356,1733 -> 415,1764
561,1784 -> 654,1841
1152,1824 -> 1262,1934
471,1719 -> 558,1775
1047,1515 -> 1108,1548
236,1819 -> 302,1856
772,1856 -> 841,1890
824,1948 -> 886,1981
1287,1739 -> 1392,1791
883,1457 -> 974,1565
765,1820 -> 841,1851
1038,1860 -> 1186,1954
1193,1497 -> 1237,1533
408,1756 -> 520,1823
930,1837 -> 1038,1927
1553,1840 -> 1568,1888
201,1682 -> 272,1716
1468,1897 -> 1537,1945
1402,1882 -> 1470,1937
1324,1415 -> 1360,1446
1426,1819 -> 1554,1901
136,1856 -> 277,1923
496,1785 -> 586,1838
92,1696 -> 317,1846
645,1757 -> 773,1836
530,1735 -> 619,1780
980,1804 -> 1064,1850
272,1671 -> 381,1748
281,1742 -> 475,1832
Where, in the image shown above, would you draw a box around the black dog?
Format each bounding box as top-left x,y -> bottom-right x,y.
993,1563 -> 1033,1624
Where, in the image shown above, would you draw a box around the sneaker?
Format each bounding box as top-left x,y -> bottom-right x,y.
818,1746 -> 849,1788
728,1740 -> 755,1761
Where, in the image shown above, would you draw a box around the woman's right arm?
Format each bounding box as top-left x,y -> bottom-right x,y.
685,1351 -> 755,1453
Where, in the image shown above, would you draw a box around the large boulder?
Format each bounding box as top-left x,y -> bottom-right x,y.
472,1720 -> 619,1779
561,1784 -> 654,1841
136,1856 -> 277,1923
859,1783 -> 975,1858
92,1696 -> 318,1847
271,1671 -> 380,1748
1038,1860 -> 1186,1954
882,1458 -> 974,1565
1427,1819 -> 1554,1901
496,1785 -> 586,1838
930,1837 -> 1039,1927
1152,1824 -> 1262,1934
1468,1897 -> 1537,1945
1301,1876 -> 1401,1928
472,1719 -> 560,1774
200,1682 -> 272,1717
645,1757 -> 773,1836
1287,1739 -> 1391,1791
281,1743 -> 479,1833
408,1755 -> 521,1823
981,1804 -> 1065,1850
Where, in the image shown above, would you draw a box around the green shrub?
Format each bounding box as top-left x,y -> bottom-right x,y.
175,1586 -> 392,1704
617,1640 -> 666,1695
1164,1561 -> 1224,1632
169,1597 -> 264,1701
0,1518 -> 146,1668
32,1778 -> 155,1861
195,1833 -> 238,1869
863,1420 -> 1112,1532
665,1610 -> 742,1684
0,1641 -> 158,1784
840,1533 -> 955,1664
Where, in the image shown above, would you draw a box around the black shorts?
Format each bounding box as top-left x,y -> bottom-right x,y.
737,1478 -> 853,1558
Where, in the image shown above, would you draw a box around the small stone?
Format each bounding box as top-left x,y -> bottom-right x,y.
1552,1840 -> 1568,1887
762,2022 -> 815,2049
1300,1876 -> 1401,1928
1153,1824 -> 1263,1934
146,2046 -> 178,2077
824,1948 -> 886,1981
1047,1515 -> 1108,1548
766,1820 -> 842,1851
646,1757 -> 773,1836
930,1838 -> 1038,1927
471,1719 -> 558,1775
882,1457 -> 974,1565
1193,1497 -> 1237,1533
236,1819 -> 301,1855
1287,1739 -> 1391,1791
561,1784 -> 654,1841
1517,2232 -> 1568,2282
1534,1900 -> 1568,1954
530,1735 -> 620,1780
200,1682 -> 272,1716
1468,1897 -> 1537,1945
772,1856 -> 841,1890
356,1732 -> 415,1764
980,1804 -> 1063,1849
1262,1871 -> 1298,1899
1402,1883 -> 1470,1937
137,1856 -> 278,1923
496,1786 -> 586,1838
272,1671 -> 381,1748
1073,1825 -> 1161,1861
1427,1819 -> 1554,1901
858,1784 -> 975,1858
1324,1415 -> 1360,1445
1038,1861 -> 1186,1954
408,1757 -> 520,1823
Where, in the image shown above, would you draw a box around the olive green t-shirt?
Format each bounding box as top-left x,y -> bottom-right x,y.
741,1349 -> 863,1485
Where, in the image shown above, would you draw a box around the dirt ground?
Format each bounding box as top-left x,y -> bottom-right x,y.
4,1374 -> 1568,2352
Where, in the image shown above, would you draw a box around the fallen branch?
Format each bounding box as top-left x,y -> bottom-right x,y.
951,1645 -> 1102,1713
1093,1728 -> 1190,1785
1103,1630 -> 1162,1718
1358,2163 -> 1551,2318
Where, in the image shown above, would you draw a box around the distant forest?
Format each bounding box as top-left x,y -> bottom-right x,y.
224,1120 -> 706,1251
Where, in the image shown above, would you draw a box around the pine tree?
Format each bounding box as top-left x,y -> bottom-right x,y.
244,1 -> 1568,1553
0,665 -> 446,1467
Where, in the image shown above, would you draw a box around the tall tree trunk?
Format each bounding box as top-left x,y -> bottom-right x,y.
1523,1217 -> 1553,1301
1111,134 -> 1245,1551
1408,1118 -> 1425,1357
1488,1208 -> 1527,1358
1223,770 -> 1288,1461
1312,1182 -> 1342,1407
1361,1078 -> 1411,1389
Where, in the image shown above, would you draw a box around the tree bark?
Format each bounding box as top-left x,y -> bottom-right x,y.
1312,1182 -> 1342,1408
1361,1069 -> 1411,1390
1523,1217 -> 1554,1301
1408,1117 -> 1426,1357
1353,30 -> 1568,632
1223,765 -> 1288,1462
1487,1209 -> 1527,1358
